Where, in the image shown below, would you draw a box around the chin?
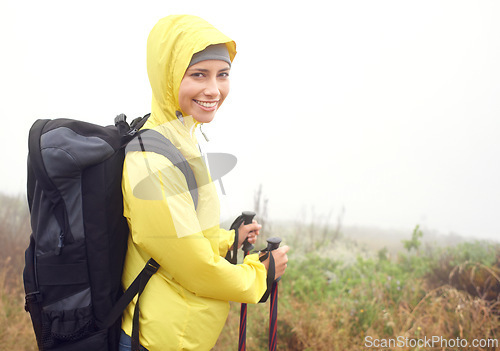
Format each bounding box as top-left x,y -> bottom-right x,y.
194,113 -> 216,124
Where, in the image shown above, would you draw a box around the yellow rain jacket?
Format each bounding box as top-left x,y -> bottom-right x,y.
121,15 -> 267,351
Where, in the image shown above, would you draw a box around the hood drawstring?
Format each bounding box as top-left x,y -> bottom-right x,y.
175,110 -> 184,124
200,124 -> 210,142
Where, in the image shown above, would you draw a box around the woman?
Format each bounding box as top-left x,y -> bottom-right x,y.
119,15 -> 289,351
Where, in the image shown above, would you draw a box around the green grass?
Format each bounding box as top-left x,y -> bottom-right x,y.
216,226 -> 500,350
1,192 -> 499,351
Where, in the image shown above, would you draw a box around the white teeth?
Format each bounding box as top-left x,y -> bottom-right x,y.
195,100 -> 217,108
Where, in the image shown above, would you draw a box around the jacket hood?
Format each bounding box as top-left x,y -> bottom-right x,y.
146,15 -> 236,127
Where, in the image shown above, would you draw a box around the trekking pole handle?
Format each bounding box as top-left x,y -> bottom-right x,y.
241,211 -> 256,253
242,211 -> 255,225
266,237 -> 281,251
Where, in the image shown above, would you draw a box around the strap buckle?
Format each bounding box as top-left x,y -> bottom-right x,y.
25,291 -> 42,312
114,113 -> 127,126
145,258 -> 160,275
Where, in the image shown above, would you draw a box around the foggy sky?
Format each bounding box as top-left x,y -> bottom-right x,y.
1,0 -> 499,240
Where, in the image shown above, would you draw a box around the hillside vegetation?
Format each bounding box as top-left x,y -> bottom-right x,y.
1,192 -> 499,350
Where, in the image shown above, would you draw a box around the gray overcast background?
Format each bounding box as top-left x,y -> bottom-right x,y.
1,0 -> 499,240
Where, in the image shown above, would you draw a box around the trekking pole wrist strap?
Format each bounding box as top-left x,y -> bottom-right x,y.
226,215 -> 244,264
259,250 -> 276,303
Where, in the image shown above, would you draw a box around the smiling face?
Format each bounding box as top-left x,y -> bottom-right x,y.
178,60 -> 231,124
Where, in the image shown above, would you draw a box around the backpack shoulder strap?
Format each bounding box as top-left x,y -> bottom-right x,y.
103,258 -> 159,329
126,129 -> 199,209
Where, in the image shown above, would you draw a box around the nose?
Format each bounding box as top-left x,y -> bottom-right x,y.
203,77 -> 220,98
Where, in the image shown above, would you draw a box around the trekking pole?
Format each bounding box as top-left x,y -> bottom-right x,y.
238,211 -> 256,351
266,237 -> 282,351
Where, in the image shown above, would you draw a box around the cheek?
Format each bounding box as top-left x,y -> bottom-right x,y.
219,82 -> 230,102
178,82 -> 193,109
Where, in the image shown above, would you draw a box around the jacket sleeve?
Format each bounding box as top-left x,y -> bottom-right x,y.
123,151 -> 267,303
218,228 -> 235,257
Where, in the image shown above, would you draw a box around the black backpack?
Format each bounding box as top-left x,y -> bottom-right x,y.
23,114 -> 198,351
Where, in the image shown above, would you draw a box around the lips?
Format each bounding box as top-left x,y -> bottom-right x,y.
194,99 -> 218,111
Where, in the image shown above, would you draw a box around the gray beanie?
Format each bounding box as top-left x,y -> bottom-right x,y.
188,44 -> 231,67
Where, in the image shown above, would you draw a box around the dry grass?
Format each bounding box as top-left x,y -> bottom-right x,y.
0,193 -> 37,350
215,281 -> 499,351
398,285 -> 499,346
2,192 -> 500,351
0,259 -> 37,350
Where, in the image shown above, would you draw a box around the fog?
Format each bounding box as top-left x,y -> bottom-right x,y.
1,0 -> 499,240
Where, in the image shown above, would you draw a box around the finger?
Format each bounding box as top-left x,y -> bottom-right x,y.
280,245 -> 290,253
246,222 -> 262,232
239,222 -> 261,232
